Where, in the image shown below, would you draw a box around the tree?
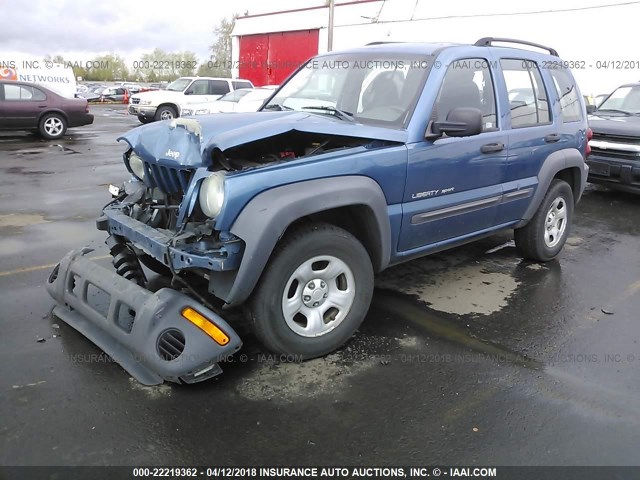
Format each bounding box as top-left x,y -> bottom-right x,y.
137,49 -> 198,81
206,14 -> 238,77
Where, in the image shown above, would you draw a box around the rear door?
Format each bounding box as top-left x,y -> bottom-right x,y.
399,57 -> 508,251
494,58 -> 559,223
208,79 -> 231,101
1,84 -> 44,128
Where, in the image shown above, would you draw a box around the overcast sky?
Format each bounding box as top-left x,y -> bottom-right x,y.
2,0 -> 639,93
0,0 -> 326,62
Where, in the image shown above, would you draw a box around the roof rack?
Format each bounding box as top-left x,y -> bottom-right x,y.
474,37 -> 559,57
365,41 -> 404,46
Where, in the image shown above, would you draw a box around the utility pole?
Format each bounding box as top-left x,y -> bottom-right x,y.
328,0 -> 335,52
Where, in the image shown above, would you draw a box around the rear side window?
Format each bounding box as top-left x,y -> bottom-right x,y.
501,59 -> 550,127
32,88 -> 46,101
209,80 -> 231,95
4,84 -> 40,100
232,81 -> 253,90
549,68 -> 582,123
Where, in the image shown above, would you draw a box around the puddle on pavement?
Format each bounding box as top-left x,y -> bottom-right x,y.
236,352 -> 379,402
4,166 -> 55,175
0,213 -> 50,235
376,260 -> 520,316
372,289 -> 540,370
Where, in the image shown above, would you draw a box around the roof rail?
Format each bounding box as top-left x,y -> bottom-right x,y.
474,37 -> 559,57
365,41 -> 403,46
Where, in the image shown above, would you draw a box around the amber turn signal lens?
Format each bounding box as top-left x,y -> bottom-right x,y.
181,307 -> 230,346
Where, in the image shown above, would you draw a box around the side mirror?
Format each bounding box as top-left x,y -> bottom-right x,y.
586,104 -> 597,114
429,107 -> 483,138
184,89 -> 194,95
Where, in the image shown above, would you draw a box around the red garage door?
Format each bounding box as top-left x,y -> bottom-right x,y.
239,29 -> 319,86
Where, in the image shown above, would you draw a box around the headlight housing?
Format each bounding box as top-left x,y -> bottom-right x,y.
128,152 -> 145,180
199,173 -> 226,218
195,109 -> 210,115
140,99 -> 152,105
181,108 -> 193,116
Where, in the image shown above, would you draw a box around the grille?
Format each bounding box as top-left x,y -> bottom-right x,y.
144,163 -> 193,194
157,329 -> 186,361
131,98 -> 140,104
592,133 -> 640,144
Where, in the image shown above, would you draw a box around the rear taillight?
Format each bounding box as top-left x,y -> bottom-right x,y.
585,127 -> 593,158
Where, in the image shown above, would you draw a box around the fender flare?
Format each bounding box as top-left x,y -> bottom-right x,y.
221,176 -> 392,305
517,148 -> 588,227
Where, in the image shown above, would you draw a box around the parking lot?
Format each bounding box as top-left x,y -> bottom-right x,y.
1,105 -> 639,466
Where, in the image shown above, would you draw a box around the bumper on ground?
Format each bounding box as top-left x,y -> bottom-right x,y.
46,249 -> 242,385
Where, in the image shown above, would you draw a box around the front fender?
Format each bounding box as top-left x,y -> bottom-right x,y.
219,176 -> 391,305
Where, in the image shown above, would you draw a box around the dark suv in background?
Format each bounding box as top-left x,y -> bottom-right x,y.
587,82 -> 640,193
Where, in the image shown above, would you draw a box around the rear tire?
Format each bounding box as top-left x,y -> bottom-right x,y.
514,179 -> 574,261
39,113 -> 67,140
249,223 -> 374,359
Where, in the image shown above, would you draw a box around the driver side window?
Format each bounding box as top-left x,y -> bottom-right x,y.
433,59 -> 497,132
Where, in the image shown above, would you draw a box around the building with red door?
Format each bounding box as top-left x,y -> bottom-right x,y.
231,0 -> 384,86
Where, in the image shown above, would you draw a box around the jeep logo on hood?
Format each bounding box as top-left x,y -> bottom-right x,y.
165,149 -> 180,159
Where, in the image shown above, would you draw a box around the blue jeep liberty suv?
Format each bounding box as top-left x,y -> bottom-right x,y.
47,38 -> 590,385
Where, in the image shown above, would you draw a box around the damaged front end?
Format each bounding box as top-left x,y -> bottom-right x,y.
47,114 -> 402,384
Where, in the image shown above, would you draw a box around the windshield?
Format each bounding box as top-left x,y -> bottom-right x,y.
263,53 -> 433,128
597,85 -> 640,114
166,78 -> 192,92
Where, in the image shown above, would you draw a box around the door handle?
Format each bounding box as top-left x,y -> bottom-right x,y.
544,133 -> 561,143
480,142 -> 504,154
38,105 -> 47,108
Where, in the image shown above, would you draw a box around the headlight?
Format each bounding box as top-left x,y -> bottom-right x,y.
128,152 -> 145,180
199,173 -> 225,218
195,109 -> 210,115
140,99 -> 152,105
181,108 -> 193,116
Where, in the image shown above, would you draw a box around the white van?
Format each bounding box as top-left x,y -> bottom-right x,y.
0,59 -> 77,98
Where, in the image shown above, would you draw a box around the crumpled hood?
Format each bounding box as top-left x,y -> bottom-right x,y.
589,113 -> 640,137
117,111 -> 408,168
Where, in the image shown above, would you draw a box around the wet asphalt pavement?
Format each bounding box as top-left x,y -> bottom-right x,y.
1,105 -> 639,468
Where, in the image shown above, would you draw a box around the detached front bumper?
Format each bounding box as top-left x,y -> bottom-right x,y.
46,249 -> 242,385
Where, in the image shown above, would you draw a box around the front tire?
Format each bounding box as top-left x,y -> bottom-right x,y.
249,223 -> 374,359
137,115 -> 152,124
154,105 -> 177,121
515,179 -> 574,261
39,113 -> 67,140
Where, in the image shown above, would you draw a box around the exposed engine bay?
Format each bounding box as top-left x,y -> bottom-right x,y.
210,131 -> 396,172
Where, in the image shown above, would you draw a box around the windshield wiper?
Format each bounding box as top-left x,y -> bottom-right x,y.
596,108 -> 632,116
263,103 -> 293,111
302,105 -> 355,122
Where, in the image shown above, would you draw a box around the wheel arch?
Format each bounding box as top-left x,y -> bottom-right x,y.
156,103 -> 179,117
218,176 -> 391,306
516,148 -> 587,228
38,109 -> 69,125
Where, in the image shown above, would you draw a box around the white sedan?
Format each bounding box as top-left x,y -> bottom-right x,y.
180,86 -> 277,116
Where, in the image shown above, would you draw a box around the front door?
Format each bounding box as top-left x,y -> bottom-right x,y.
399,58 -> 508,252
